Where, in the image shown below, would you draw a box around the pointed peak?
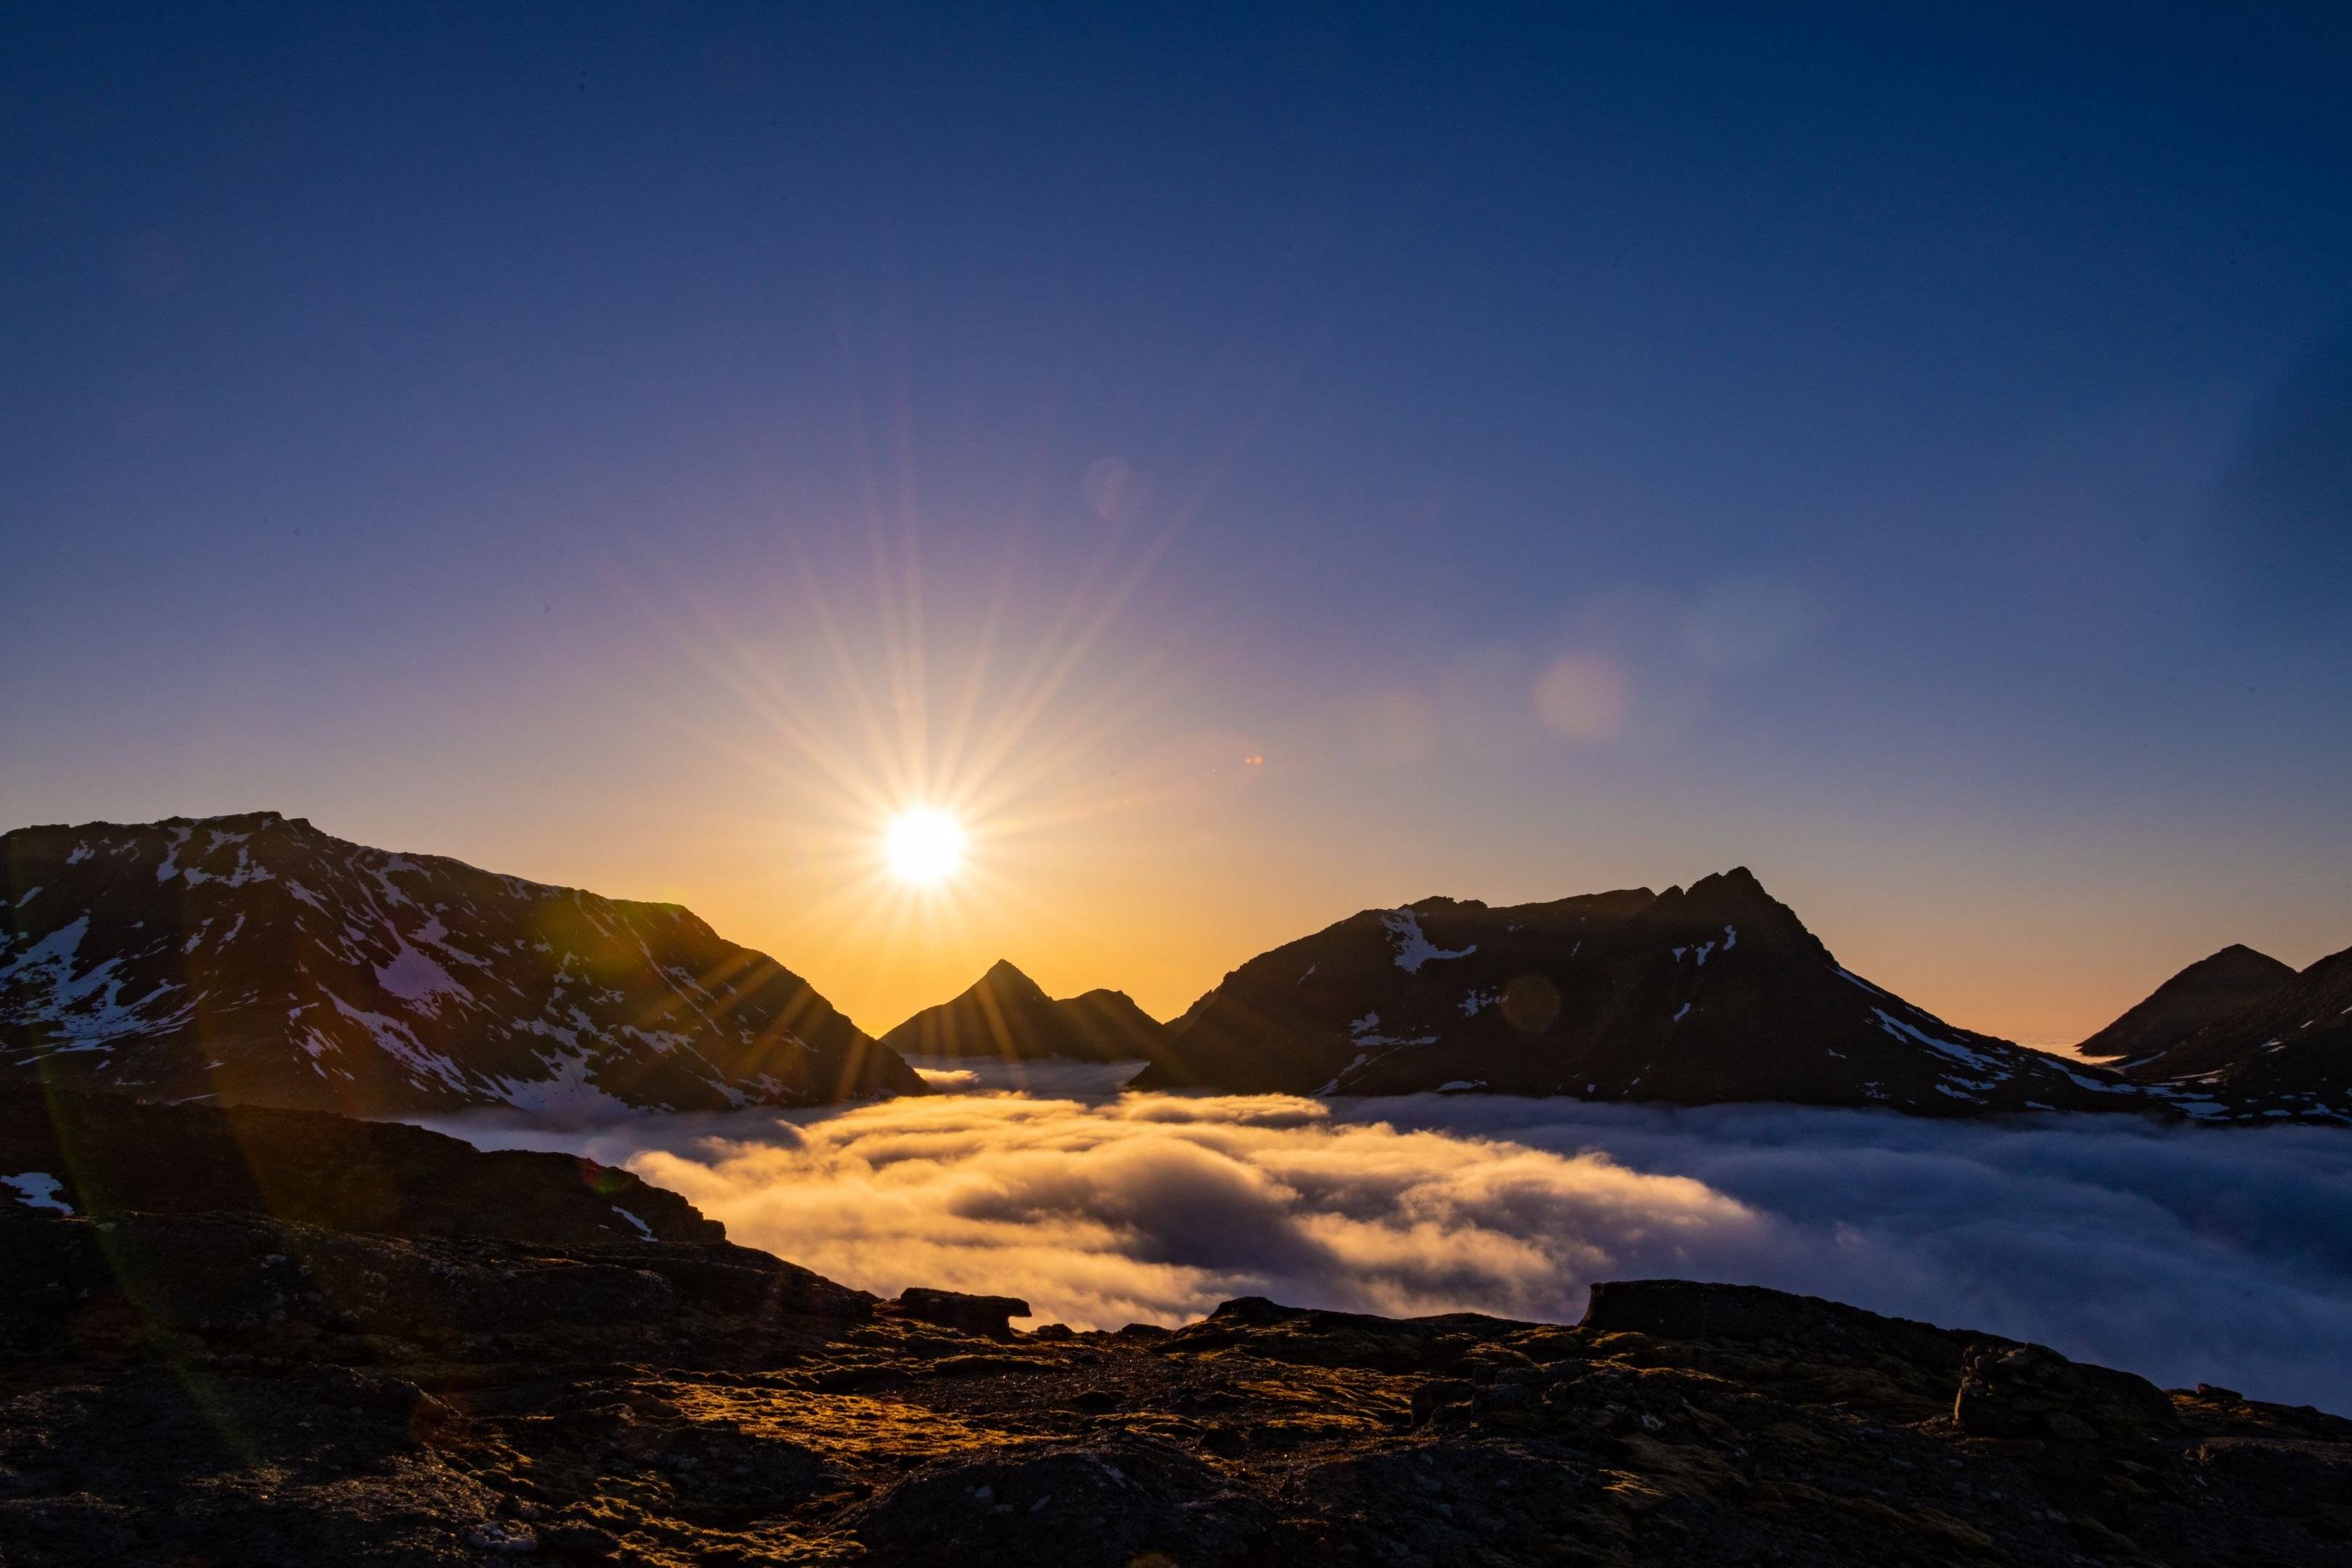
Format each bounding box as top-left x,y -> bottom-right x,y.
977,958 -> 1048,997
2200,942 -> 2290,970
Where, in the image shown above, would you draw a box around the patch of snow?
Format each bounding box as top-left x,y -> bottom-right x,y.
1871,1008 -> 2009,1077
0,917 -> 90,987
1296,964 -> 1316,985
153,826 -> 194,882
1673,1003 -> 1691,1022
1722,925 -> 1737,950
1436,1080 -> 1486,1093
374,942 -> 470,1013
611,1206 -> 656,1241
1694,941 -> 1715,966
1,1172 -> 72,1215
1380,910 -> 1476,973
1459,988 -> 1500,1016
486,1048 -> 642,1124
66,844 -> 92,865
325,991 -> 473,1093
1315,1051 -> 1374,1095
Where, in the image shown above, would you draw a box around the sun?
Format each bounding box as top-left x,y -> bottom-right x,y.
883,807 -> 965,887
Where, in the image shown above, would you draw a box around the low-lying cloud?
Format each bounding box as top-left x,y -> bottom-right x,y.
428,1088 -> 2352,1412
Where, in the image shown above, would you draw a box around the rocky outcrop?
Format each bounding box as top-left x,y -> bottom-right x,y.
0,812 -> 926,1115
1955,1342 -> 2179,1443
887,1286 -> 1032,1339
0,1090 -> 723,1246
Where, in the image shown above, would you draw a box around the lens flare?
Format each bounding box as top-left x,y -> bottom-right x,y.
883,808 -> 965,886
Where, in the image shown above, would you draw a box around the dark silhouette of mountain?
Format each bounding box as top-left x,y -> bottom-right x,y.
878,959 -> 1164,1063
2120,942 -> 2352,1122
7,1090 -> 2349,1564
1130,868 -> 2157,1116
0,812 -> 924,1116
1,1090 -> 722,1246
2075,944 -> 2297,1070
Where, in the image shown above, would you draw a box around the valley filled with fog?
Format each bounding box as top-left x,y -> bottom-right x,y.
429,1069 -> 2352,1414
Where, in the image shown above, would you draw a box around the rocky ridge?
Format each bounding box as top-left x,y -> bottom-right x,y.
1132,869 -> 2170,1118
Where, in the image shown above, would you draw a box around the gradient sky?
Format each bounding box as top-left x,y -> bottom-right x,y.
6,3 -> 2350,1042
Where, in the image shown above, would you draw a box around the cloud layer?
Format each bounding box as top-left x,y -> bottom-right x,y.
428,1090 -> 2352,1412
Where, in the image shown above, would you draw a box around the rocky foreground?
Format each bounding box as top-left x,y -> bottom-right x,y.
5,1111 -> 2351,1564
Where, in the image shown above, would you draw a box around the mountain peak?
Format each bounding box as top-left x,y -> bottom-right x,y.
2075,943 -> 2298,1069
1681,865 -> 1779,907
880,963 -> 1164,1063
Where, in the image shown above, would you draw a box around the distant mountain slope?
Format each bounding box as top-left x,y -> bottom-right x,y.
2123,943 -> 2352,1121
878,959 -> 1164,1063
1130,869 -> 2158,1117
2075,944 -> 2296,1070
0,812 -> 924,1116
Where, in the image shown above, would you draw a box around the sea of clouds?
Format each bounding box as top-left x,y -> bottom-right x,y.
427,1069 -> 2352,1413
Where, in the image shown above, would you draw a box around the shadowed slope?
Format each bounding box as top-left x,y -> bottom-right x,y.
0,812 -> 925,1116
2078,944 -> 2297,1070
1132,869 -> 2156,1116
2126,942 -> 2352,1121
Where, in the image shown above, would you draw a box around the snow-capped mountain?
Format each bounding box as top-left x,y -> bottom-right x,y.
878,959 -> 1164,1063
0,812 -> 923,1116
2075,944 -> 2297,1071
2107,943 -> 2352,1123
1129,868 -> 2160,1116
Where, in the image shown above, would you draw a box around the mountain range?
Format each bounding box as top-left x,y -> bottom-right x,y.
0,812 -> 922,1117
5,812 -> 2345,1124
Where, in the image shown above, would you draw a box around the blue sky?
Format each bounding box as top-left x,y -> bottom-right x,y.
4,3 -> 2348,1035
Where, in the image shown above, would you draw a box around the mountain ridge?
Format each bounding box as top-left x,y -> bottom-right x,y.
0,811 -> 925,1116
2075,944 -> 2298,1069
1130,866 -> 2169,1117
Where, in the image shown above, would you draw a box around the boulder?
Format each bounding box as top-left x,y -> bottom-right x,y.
1953,1342 -> 2179,1442
891,1287 -> 1030,1339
